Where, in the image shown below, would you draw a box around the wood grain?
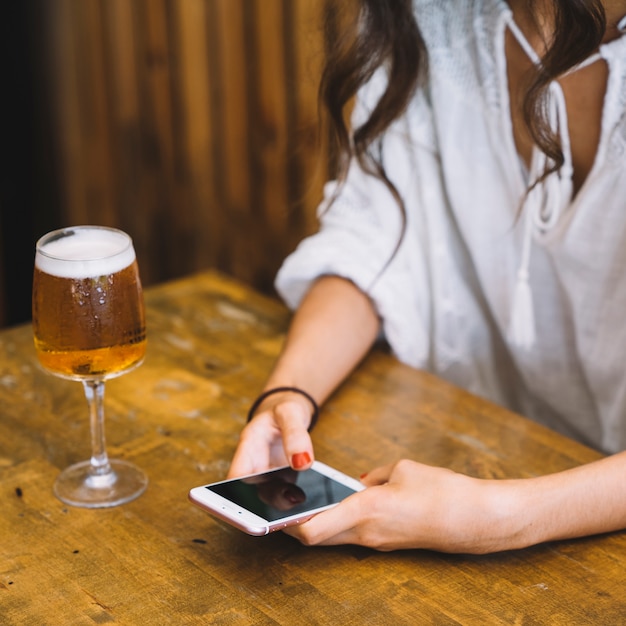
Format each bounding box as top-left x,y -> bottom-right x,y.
33,0 -> 327,291
1,0 -> 333,327
1,270 -> 625,624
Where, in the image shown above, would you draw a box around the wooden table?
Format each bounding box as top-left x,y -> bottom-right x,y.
2,270 -> 625,624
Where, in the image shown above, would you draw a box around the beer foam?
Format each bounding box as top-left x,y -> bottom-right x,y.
35,227 -> 136,279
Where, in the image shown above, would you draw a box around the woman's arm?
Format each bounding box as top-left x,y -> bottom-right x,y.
286,451 -> 626,553
228,274 -> 381,477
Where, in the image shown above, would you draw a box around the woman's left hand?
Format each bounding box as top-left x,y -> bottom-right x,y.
285,459 -> 523,553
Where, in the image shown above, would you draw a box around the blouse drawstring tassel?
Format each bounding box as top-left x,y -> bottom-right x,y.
509,268 -> 535,349
508,203 -> 536,349
506,71 -> 573,350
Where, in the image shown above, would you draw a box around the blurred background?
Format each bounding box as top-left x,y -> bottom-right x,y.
1,0 -> 337,329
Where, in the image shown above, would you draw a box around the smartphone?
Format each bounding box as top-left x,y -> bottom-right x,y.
188,461 -> 364,536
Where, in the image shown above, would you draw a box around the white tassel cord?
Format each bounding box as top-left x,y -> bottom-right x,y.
509,268 -> 536,349
508,197 -> 537,349
506,77 -> 573,350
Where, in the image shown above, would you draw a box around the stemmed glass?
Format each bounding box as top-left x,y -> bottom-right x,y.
32,225 -> 148,508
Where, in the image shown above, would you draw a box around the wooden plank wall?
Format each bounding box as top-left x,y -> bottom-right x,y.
1,0 -> 335,327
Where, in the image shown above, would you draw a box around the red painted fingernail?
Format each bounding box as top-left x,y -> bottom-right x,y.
291,452 -> 311,469
360,473 -> 368,480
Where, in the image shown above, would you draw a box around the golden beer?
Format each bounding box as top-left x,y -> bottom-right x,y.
32,227 -> 146,380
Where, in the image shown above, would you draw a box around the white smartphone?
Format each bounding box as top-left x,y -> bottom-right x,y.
188,461 -> 364,536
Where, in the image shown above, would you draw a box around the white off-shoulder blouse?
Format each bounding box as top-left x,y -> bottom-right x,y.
275,0 -> 626,454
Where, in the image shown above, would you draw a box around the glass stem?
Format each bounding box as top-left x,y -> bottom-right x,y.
83,379 -> 112,477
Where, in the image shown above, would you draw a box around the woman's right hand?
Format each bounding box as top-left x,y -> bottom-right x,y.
227,389 -> 317,478
228,275 -> 380,479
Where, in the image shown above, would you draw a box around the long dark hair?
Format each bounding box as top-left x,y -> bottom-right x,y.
524,0 -> 605,178
320,0 -> 425,209
320,0 -> 606,210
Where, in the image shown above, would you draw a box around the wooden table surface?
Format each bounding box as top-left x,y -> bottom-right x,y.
2,270 -> 625,625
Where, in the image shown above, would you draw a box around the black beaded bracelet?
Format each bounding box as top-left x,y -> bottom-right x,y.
246,386 -> 320,432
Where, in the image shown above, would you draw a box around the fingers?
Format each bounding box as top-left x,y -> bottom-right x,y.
228,396 -> 316,478
286,460 -> 422,548
360,462 -> 395,487
286,487 -> 391,548
227,413 -> 279,478
285,490 -> 367,546
227,433 -> 272,478
286,460 -> 477,552
227,447 -> 258,479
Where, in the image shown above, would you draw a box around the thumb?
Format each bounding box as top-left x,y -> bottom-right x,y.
274,400 -> 316,470
360,462 -> 395,487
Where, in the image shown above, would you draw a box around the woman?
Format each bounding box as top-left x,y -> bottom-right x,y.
229,0 -> 626,553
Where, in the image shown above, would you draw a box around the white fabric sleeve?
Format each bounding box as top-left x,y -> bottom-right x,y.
274,73 -> 436,368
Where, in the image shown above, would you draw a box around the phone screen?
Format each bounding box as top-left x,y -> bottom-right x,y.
204,466 -> 357,522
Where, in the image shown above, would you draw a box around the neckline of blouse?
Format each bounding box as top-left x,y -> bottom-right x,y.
495,0 -> 626,65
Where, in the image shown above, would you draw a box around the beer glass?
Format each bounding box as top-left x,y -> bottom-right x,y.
32,226 -> 148,508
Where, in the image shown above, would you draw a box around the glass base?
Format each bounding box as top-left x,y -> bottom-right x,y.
54,459 -> 148,508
